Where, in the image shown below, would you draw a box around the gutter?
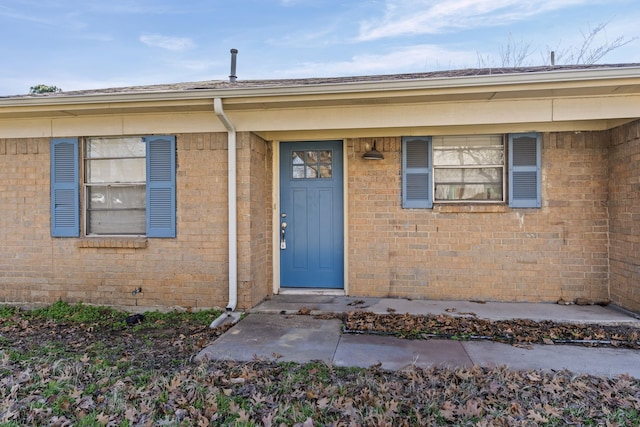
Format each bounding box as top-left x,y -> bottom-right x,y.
209,97 -> 240,328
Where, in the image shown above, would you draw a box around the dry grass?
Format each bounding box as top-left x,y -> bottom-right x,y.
1,302 -> 639,426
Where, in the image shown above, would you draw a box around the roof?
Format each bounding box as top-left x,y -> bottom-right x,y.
7,63 -> 640,99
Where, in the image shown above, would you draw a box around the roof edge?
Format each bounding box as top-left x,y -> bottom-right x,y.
2,65 -> 640,107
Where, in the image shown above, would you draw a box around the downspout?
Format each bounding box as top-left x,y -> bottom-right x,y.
214,97 -> 238,313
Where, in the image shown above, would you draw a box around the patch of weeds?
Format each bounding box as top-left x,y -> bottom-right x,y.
83,381 -> 98,395
23,301 -> 126,330
214,393 -> 235,421
188,308 -> 223,325
608,408 -> 640,424
274,402 -> 318,425
139,308 -> 222,329
39,341 -> 71,359
0,305 -> 19,318
285,361 -> 334,386
7,348 -> 31,362
157,389 -> 169,404
398,329 -> 423,339
43,380 -> 63,397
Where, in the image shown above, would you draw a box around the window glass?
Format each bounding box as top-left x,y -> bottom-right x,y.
86,158 -> 146,183
88,185 -> 145,209
86,137 -> 146,158
292,149 -> 333,179
87,210 -> 146,235
84,137 -> 146,235
433,135 -> 504,202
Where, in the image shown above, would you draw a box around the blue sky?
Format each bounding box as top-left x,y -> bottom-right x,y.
1,0 -> 639,96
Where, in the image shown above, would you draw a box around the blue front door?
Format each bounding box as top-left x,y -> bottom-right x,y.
280,141 -> 344,289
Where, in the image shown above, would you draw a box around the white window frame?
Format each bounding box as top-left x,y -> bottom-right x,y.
82,136 -> 147,237
432,134 -> 506,204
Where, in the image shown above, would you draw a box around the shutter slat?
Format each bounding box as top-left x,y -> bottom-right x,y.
406,173 -> 430,200
509,133 -> 541,208
402,137 -> 432,208
146,136 -> 176,237
51,138 -> 79,237
405,140 -> 430,168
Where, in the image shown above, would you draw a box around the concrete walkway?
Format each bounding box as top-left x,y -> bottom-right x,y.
196,296 -> 640,378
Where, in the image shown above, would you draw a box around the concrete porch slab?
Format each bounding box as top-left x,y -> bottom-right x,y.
195,313 -> 342,364
252,295 -> 640,325
333,334 -> 473,370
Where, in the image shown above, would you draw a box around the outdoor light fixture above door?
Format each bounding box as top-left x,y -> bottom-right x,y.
362,140 -> 384,160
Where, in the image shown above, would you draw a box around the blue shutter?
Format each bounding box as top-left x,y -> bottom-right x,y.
402,136 -> 432,208
50,138 -> 79,237
145,135 -> 176,237
509,133 -> 541,208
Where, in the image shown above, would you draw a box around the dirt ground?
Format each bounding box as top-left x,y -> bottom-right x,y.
2,308 -> 640,425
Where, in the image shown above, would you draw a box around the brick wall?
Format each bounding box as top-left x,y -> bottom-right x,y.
0,132 -> 253,311
347,132 -> 610,303
236,132 -> 272,309
609,120 -> 640,312
2,125 -> 637,311
0,138 -> 52,302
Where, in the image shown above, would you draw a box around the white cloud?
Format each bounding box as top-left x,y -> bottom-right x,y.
276,44 -> 476,78
358,0 -> 597,41
139,34 -> 195,51
0,4 -> 53,25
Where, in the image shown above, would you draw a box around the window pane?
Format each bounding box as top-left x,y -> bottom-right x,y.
88,186 -> 108,209
435,167 -> 502,184
306,165 -> 318,178
435,167 -> 503,201
319,150 -> 332,163
86,137 -> 145,158
292,151 -> 305,165
319,165 -> 332,178
293,165 -> 305,179
306,151 -> 318,164
435,184 -> 502,201
89,185 -> 145,209
86,158 -> 146,183
87,210 -> 145,235
434,147 -> 504,166
87,185 -> 145,234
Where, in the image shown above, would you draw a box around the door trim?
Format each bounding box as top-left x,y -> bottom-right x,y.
272,140 -> 348,295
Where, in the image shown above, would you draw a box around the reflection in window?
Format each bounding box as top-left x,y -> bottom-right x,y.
433,135 -> 505,202
292,150 -> 332,179
84,137 -> 146,235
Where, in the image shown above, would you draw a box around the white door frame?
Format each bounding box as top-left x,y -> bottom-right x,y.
272,139 -> 349,295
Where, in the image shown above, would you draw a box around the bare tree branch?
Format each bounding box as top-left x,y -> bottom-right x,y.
499,33 -> 533,67
494,20 -> 636,68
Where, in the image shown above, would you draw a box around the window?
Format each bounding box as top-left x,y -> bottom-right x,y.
402,133 -> 541,208
51,135 -> 176,237
433,135 -> 505,202
292,150 -> 333,179
85,137 -> 146,235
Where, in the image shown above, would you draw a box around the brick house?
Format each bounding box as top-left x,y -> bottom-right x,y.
0,64 -> 639,313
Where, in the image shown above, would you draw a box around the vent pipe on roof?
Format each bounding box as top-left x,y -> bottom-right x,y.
229,49 -> 238,83
550,51 -> 555,66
